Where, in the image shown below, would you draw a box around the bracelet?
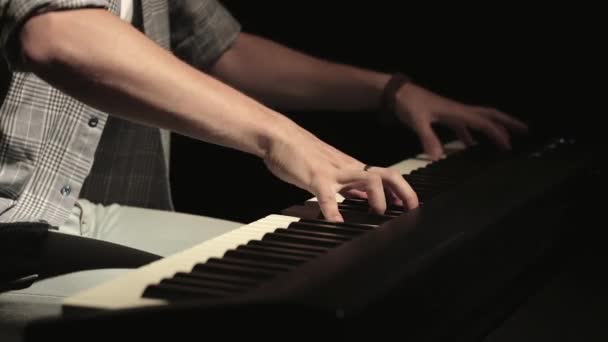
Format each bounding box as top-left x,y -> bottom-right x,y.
380,72 -> 412,115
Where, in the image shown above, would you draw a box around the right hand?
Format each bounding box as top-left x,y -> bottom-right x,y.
263,119 -> 419,222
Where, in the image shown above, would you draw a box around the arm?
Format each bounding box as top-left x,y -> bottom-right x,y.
209,32 -> 390,112
210,33 -> 528,159
18,8 -> 418,220
21,9 -> 276,158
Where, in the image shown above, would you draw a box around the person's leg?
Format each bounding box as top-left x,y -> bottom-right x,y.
77,199 -> 244,257
0,200 -> 244,341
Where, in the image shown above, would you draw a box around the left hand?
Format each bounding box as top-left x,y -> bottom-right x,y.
394,82 -> 529,160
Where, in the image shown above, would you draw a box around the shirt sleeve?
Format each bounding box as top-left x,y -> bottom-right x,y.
169,0 -> 241,71
0,0 -> 110,72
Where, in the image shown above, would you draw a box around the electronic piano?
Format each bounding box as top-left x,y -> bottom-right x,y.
60,140 -> 466,311
50,134 -> 604,340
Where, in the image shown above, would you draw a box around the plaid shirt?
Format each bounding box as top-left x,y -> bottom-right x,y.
0,0 -> 241,227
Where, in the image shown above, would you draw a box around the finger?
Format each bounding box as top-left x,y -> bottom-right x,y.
315,187 -> 344,222
339,171 -> 387,215
363,173 -> 387,215
386,189 -> 403,206
343,180 -> 404,206
340,188 -> 368,199
413,120 -> 444,160
344,177 -> 407,207
466,115 -> 512,150
378,169 -> 419,209
454,125 -> 476,147
477,107 -> 529,132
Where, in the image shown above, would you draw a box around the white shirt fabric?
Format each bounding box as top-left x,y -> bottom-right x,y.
120,0 -> 133,23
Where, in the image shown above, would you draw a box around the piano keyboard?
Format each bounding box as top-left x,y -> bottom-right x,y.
53,133 -> 605,342
62,140 -> 469,312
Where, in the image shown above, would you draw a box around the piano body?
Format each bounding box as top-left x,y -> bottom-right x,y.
25,135 -> 606,340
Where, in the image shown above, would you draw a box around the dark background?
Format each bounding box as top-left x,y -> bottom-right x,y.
168,8 -> 607,339
170,3 -> 602,223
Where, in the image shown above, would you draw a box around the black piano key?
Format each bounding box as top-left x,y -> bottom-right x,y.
263,231 -> 342,248
408,186 -> 442,198
404,173 -> 455,185
338,203 -> 405,217
416,163 -> 477,178
299,218 -> 378,230
288,221 -> 366,237
225,249 -> 310,266
339,199 -> 404,215
160,276 -> 248,293
192,262 -> 276,280
410,167 -> 460,179
239,243 -> 321,259
248,240 -> 330,254
343,205 -> 404,217
339,208 -> 397,224
344,196 -> 422,215
404,175 -> 454,189
172,271 -> 257,287
331,212 -> 393,225
209,256 -> 294,273
410,190 -> 441,200
404,177 -> 444,189
416,192 -> 440,203
142,283 -> 228,301
282,204 -> 393,226
344,204 -> 401,217
335,202 -> 372,213
278,227 -> 352,242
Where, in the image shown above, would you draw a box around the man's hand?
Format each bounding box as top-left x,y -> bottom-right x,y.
394,83 -> 529,160
262,117 -> 419,222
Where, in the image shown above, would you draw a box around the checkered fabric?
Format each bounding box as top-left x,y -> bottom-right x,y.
0,0 -> 241,226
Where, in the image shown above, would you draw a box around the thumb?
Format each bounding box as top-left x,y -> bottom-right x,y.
414,121 -> 443,160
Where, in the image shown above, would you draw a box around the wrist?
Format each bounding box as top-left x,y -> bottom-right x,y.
256,110 -> 299,159
380,72 -> 413,115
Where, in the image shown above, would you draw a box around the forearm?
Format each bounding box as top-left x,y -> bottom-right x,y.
20,9 -> 288,157
210,33 -> 391,112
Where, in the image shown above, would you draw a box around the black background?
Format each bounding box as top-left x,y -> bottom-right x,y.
170,3 -> 602,223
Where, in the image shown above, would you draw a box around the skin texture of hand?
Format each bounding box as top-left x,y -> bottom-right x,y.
394,83 -> 529,160
262,116 -> 419,222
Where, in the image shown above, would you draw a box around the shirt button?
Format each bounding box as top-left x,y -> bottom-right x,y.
88,117 -> 99,128
60,184 -> 72,196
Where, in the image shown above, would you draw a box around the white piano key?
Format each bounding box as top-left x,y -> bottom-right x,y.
416,141 -> 466,160
415,153 -> 437,161
444,140 -> 467,152
63,214 -> 301,311
388,158 -> 431,175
